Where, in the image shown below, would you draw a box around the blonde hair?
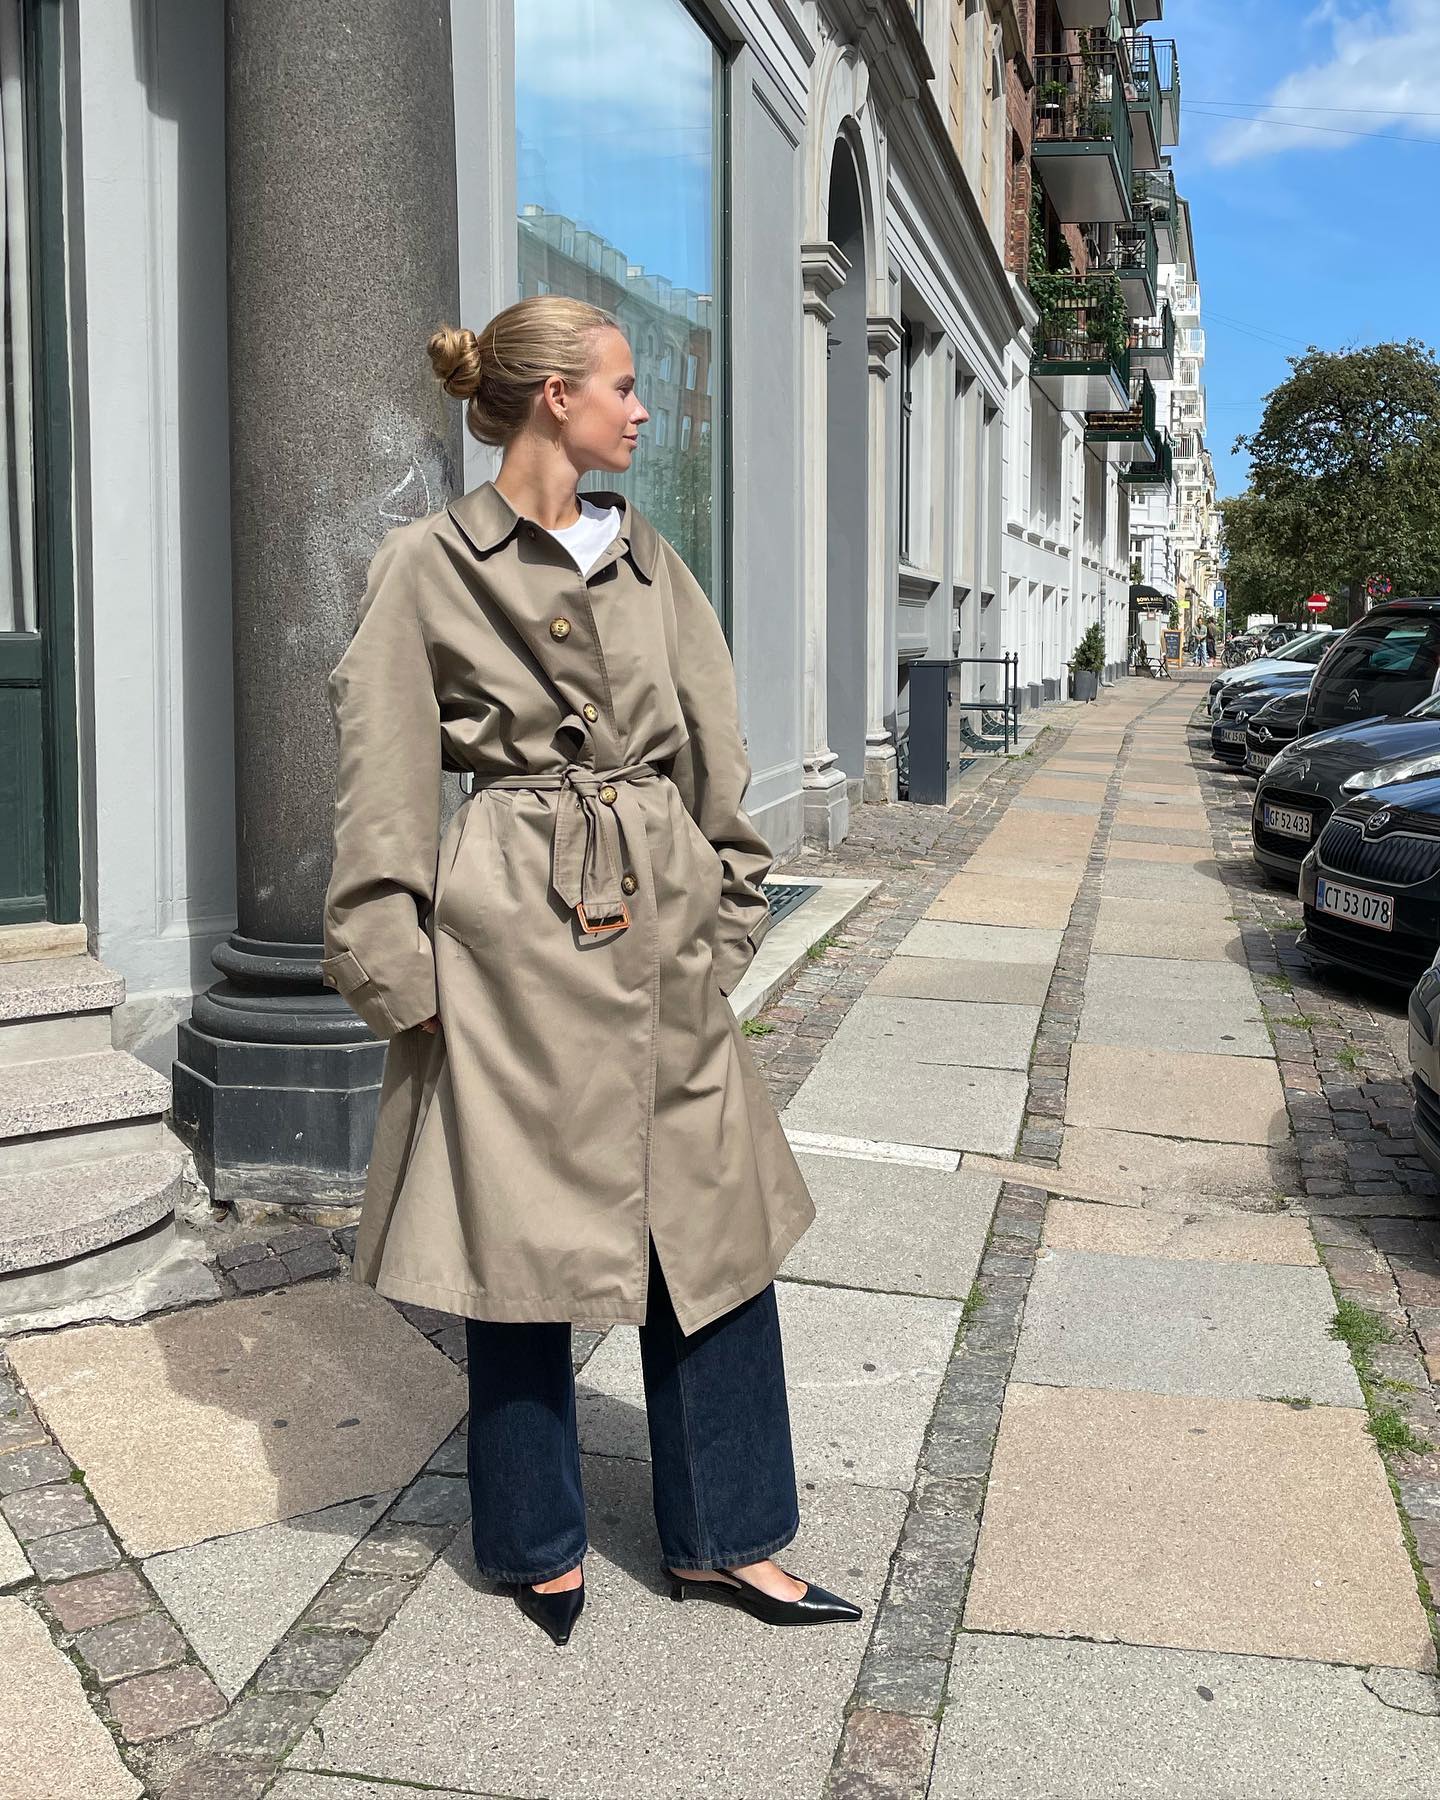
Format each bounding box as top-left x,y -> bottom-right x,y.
428,295 -> 619,447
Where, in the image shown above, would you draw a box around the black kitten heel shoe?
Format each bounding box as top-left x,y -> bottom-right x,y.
665,1565 -> 862,1626
512,1575 -> 585,1646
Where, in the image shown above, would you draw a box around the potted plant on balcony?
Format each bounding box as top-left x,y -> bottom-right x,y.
1037,78 -> 1068,132
1068,622 -> 1106,702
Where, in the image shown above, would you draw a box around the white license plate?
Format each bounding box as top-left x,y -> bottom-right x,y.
1245,749 -> 1272,773
1315,877 -> 1394,932
1216,726 -> 1245,744
1263,803 -> 1312,840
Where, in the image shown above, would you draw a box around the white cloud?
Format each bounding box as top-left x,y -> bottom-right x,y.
1205,0 -> 1440,166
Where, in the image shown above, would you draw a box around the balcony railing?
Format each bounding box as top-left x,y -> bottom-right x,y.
1085,370 -> 1161,464
1180,326 -> 1206,360
1121,428 -> 1174,490
1129,301 -> 1175,376
1031,273 -> 1132,413
1126,35 -> 1180,147
1170,278 -> 1200,318
1131,168 -> 1177,261
1032,52 -> 1135,224
1121,38 -> 1162,170
1092,219 -> 1158,318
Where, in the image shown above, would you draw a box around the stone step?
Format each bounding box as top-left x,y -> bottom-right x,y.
0,921 -> 89,964
0,955 -> 125,1065
0,1049 -> 173,1174
0,1148 -> 186,1274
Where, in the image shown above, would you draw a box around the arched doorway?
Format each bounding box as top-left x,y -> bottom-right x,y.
824,139 -> 869,805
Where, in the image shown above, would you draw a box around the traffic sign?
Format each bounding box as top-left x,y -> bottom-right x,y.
1305,593 -> 1329,613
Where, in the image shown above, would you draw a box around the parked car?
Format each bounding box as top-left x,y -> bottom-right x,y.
1299,776 -> 1440,987
1241,688 -> 1309,779
1300,601 -> 1440,736
1207,629 -> 1336,715
1252,695 -> 1440,884
1210,665 -> 1316,766
1407,954 -> 1440,1177
1261,623 -> 1306,654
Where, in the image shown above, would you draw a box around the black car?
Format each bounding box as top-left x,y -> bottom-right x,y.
1407,956 -> 1440,1178
1252,697 -> 1440,883
1301,600 -> 1440,736
1207,628 -> 1335,715
1299,776 -> 1440,987
1210,667 -> 1315,766
1241,688 -> 1308,779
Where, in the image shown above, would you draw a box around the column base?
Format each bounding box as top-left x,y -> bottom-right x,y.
170,933 -> 384,1222
863,742 -> 898,805
802,767 -> 851,849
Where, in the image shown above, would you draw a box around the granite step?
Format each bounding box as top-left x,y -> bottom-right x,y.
0,1148 -> 187,1274
0,955 -> 125,1064
0,1049 -> 173,1174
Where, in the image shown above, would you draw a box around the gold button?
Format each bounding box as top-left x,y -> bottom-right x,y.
621,873 -> 638,895
582,702 -> 599,722
549,617 -> 572,641
599,784 -> 617,805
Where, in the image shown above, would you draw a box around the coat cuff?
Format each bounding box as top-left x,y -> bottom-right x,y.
714,903 -> 772,997
320,944 -> 437,1039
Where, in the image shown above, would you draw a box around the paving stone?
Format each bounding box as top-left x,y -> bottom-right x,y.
1102,858 -> 1230,903
344,1522 -> 453,1578
204,1692 -> 324,1759
1014,1249 -> 1362,1404
1042,1199 -> 1318,1265
257,1632 -> 369,1694
580,1280 -> 961,1489
892,919 -> 1062,966
8,1283 -> 466,1557
933,1637 -> 1440,1799
75,1610 -> 187,1684
0,1511 -> 27,1591
1109,838 -> 1216,864
294,1461 -> 899,1800
425,1429 -> 467,1474
267,1776 -> 512,1798
44,1565 -> 152,1631
0,1597 -> 142,1798
142,1493 -> 392,1699
160,1764 -> 272,1800
107,1662 -> 227,1744
1,1480 -> 97,1540
28,1522 -> 121,1581
926,871 -> 1077,930
1011,793 -> 1101,817
0,1442 -> 72,1494
963,1384 -> 1433,1670
830,1705 -> 938,1798
1066,1044 -> 1290,1145
0,1401 -> 49,1455
783,1052 -> 1029,1157
779,1152 -> 999,1299
815,993 -> 1041,1070
1092,896 -> 1246,962
1078,953 -> 1272,1057
302,1574 -> 410,1634
389,1475 -> 470,1528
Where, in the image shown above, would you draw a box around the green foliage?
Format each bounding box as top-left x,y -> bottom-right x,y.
1226,340 -> 1440,623
1070,622 -> 1106,673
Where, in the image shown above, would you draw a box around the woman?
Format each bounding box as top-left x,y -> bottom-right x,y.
320,295 -> 861,1648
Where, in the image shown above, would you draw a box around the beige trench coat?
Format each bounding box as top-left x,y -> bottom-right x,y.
320,479 -> 815,1334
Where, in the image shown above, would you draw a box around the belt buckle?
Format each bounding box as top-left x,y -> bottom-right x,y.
575,900 -> 630,937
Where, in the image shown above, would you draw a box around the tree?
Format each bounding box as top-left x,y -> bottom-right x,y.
1229,340 -> 1440,623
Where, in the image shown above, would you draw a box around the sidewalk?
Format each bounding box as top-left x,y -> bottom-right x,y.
2,672 -> 1438,1799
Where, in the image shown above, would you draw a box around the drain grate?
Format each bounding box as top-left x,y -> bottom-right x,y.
761,881 -> 819,927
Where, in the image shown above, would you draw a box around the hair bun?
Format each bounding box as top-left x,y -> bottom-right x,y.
427,324 -> 483,400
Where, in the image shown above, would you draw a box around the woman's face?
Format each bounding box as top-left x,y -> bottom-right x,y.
561,328 -> 649,475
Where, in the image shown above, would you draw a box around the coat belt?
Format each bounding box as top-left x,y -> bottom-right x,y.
468,761 -> 658,934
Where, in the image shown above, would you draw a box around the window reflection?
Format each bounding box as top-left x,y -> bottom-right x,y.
515,0 -> 721,597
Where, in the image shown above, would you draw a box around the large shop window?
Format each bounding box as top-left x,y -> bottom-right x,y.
516,0 -> 725,603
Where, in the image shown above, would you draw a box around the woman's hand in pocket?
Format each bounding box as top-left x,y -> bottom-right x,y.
418,1014 -> 442,1035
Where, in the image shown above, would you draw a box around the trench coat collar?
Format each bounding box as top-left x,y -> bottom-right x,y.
446,477 -> 659,584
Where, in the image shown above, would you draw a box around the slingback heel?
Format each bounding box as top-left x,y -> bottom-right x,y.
664,1564 -> 862,1626
512,1574 -> 585,1646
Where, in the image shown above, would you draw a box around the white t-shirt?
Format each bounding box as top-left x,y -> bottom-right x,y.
548,495 -> 621,578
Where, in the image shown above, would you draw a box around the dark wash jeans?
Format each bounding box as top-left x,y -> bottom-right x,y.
465,1231 -> 801,1584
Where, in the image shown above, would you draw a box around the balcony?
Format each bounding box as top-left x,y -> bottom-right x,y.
1131,168 -> 1178,261
1085,371 -> 1160,464
1126,35 -> 1180,148
1121,428 -> 1174,491
1056,0 -> 1138,25
1121,42 -> 1161,170
1092,219 -> 1158,318
1129,301 -> 1175,377
1170,278 -> 1200,319
1032,52 -> 1135,225
1180,325 -> 1206,360
1031,274 -> 1132,412
1133,0 -> 1164,24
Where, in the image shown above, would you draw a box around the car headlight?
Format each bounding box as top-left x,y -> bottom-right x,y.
1341,750 -> 1440,793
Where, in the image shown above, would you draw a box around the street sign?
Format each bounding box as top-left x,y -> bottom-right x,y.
1213,583 -> 1226,606
1305,594 -> 1329,613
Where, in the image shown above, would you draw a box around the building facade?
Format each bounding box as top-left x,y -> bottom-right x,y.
0,0 -> 1201,1273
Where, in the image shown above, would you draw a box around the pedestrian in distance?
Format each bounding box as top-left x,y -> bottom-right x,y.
321,294 -> 862,1649
1204,622 -> 1217,668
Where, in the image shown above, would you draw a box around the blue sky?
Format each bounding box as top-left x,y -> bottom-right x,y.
1168,0 -> 1440,497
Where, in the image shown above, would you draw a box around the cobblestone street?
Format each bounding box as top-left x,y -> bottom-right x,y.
4,671 -> 1440,1798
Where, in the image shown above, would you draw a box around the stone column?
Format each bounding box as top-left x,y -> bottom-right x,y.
799,241 -> 851,849
172,0 -> 462,1216
864,314 -> 902,804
